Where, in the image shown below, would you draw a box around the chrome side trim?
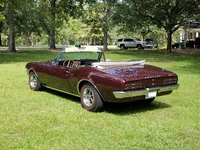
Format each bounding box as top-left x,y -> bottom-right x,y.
113,84 -> 179,99
26,67 -> 80,98
26,68 -> 39,78
77,79 -> 96,95
44,85 -> 80,97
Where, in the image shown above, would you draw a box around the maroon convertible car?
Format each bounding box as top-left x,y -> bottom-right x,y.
26,47 -> 179,112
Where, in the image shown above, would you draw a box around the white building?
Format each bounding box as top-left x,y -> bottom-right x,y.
179,20 -> 200,41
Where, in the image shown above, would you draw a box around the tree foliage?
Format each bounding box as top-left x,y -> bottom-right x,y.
84,0 -> 118,51
57,18 -> 84,45
1,0 -> 200,52
81,4 -> 103,45
113,0 -> 200,51
0,0 -> 40,52
38,0 -> 94,49
0,0 -> 94,51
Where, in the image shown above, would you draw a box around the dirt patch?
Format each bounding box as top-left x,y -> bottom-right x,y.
171,48 -> 200,55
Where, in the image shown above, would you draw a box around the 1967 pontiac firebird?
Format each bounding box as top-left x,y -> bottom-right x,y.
26,47 -> 179,112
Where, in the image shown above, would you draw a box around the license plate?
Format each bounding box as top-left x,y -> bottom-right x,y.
145,91 -> 157,99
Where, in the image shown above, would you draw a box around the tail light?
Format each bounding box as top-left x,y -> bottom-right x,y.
164,78 -> 177,85
124,82 -> 142,90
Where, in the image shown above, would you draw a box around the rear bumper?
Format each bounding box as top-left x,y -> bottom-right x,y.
113,84 -> 179,99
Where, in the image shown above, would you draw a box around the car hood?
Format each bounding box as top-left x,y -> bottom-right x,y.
97,64 -> 176,82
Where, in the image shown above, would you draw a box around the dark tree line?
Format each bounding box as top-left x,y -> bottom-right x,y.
0,0 -> 200,52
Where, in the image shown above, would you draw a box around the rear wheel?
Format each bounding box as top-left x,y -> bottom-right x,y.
29,72 -> 42,91
137,44 -> 142,50
120,45 -> 125,50
80,83 -> 103,112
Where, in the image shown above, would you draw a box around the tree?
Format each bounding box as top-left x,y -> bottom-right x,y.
1,0 -> 39,52
1,0 -> 22,52
57,18 -> 84,45
15,0 -> 41,46
1,0 -> 93,51
0,4 -> 5,46
0,22 -> 2,46
0,22 -> 3,46
112,4 -> 154,41
81,5 -> 103,45
38,0 -> 93,49
113,0 -> 200,52
86,0 -> 118,51
7,3 -> 16,52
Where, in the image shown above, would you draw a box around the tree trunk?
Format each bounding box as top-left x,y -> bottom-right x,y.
103,10 -> 108,52
103,26 -> 108,51
167,30 -> 172,52
21,33 -> 23,45
49,0 -> 56,49
94,37 -> 96,45
27,32 -> 32,46
0,33 -> 2,46
141,32 -> 146,41
0,21 -> 2,46
50,29 -> 56,49
8,4 -> 16,52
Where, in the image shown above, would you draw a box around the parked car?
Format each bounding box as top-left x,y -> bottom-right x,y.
195,37 -> 200,48
117,38 -> 147,50
172,42 -> 180,49
26,47 -> 179,112
172,40 -> 195,49
145,38 -> 158,48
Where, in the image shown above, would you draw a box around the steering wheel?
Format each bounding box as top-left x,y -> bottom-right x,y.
63,59 -> 78,67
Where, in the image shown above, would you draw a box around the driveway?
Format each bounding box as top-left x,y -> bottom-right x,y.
0,45 -> 118,50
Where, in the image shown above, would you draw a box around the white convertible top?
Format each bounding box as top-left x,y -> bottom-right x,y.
64,47 -> 102,52
92,60 -> 146,69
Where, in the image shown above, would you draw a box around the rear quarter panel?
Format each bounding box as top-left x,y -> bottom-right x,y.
78,67 -> 125,102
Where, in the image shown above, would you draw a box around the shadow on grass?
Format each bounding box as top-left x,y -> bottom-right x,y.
43,88 -> 80,103
107,48 -> 200,61
104,100 -> 171,115
41,87 -> 171,114
0,49 -> 59,64
108,48 -> 166,54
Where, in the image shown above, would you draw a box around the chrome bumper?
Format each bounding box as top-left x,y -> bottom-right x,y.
113,84 -> 179,99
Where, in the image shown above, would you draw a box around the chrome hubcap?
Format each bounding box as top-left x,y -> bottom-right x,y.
82,87 -> 94,107
30,74 -> 37,88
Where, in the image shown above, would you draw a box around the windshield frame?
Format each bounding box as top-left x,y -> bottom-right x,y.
54,51 -> 105,63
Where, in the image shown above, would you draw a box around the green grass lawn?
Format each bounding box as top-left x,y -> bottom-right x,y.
0,49 -> 200,149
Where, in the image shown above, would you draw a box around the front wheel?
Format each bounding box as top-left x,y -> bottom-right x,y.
80,83 -> 104,112
29,72 -> 42,91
